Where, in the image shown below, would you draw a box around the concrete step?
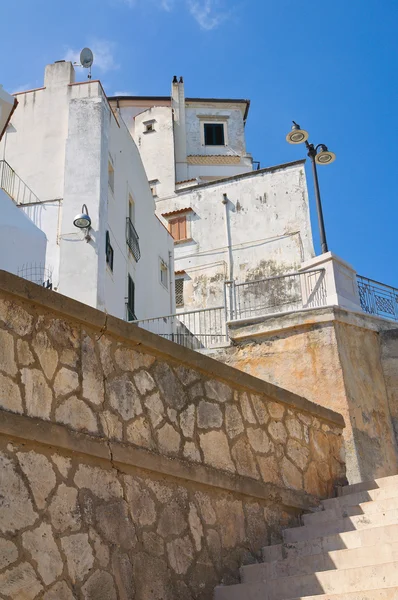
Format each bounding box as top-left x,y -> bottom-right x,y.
286,588 -> 398,600
339,474 -> 398,497
322,484 -> 398,511
241,540 -> 398,583
303,495 -> 398,526
262,523 -> 398,563
215,560 -> 398,600
283,508 -> 398,543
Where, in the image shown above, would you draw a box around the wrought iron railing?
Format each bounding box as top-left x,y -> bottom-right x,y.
225,269 -> 327,321
0,160 -> 40,205
17,263 -> 52,289
126,217 -> 141,262
131,306 -> 228,350
357,275 -> 398,321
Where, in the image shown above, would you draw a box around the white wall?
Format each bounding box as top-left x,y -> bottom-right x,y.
156,161 -> 314,310
0,189 -> 46,277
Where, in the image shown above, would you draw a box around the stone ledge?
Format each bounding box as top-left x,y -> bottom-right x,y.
0,270 -> 344,428
0,409 -> 319,512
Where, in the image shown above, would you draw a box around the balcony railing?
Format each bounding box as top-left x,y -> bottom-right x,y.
0,160 -> 40,205
126,217 -> 141,262
357,275 -> 398,321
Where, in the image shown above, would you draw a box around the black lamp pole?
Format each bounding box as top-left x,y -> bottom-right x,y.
306,142 -> 328,254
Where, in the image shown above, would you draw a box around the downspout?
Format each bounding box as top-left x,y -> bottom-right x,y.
168,249 -> 175,314
222,193 -> 234,320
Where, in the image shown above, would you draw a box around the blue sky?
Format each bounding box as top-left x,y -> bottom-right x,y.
1,0 -> 397,285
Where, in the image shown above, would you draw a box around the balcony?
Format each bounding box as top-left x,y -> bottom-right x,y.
0,160 -> 40,205
126,217 -> 141,262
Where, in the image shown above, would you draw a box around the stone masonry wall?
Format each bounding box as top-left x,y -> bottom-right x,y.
0,272 -> 345,599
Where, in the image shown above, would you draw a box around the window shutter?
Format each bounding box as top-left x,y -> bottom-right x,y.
179,217 -> 187,240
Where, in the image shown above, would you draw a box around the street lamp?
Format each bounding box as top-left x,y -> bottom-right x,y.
286,121 -> 335,254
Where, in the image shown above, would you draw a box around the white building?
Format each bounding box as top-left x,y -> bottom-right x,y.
0,61 -> 175,321
109,78 -> 315,312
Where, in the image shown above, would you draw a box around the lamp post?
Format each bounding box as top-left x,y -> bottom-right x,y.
286,122 -> 336,254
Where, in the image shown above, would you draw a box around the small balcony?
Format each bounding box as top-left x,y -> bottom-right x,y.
0,160 -> 40,205
126,217 -> 141,262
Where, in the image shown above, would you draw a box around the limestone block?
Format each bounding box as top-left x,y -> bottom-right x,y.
16,339 -> 35,366
133,553 -> 172,600
47,318 -> 79,350
100,410 -> 123,440
225,404 -> 244,439
74,464 -> 123,500
147,479 -> 174,504
194,492 -> 216,525
51,454 -> 72,479
97,336 -> 115,377
268,401 -> 285,420
167,408 -> 178,423
240,392 -> 257,424
43,581 -> 75,600
281,457 -> 303,490
286,416 -> 303,440
0,538 -> 18,570
257,455 -> 283,485
231,438 -> 259,479
205,379 -> 233,403
82,335 -> 104,406
157,422 -> 181,455
96,500 -> 136,549
317,460 -> 331,483
310,428 -> 330,461
304,461 -> 327,497
214,497 -> 245,548
61,533 -> 94,583
206,529 -> 222,568
268,420 -> 288,444
48,484 -> 81,532
0,562 -> 43,599
157,501 -> 187,538
0,372 -> 23,414
197,400 -> 223,429
0,453 -> 37,533
189,503 -> 203,551
154,362 -> 186,410
200,430 -> 235,473
55,396 -> 98,434
251,394 -> 269,425
183,441 -> 201,462
247,427 -> 272,454
0,330 -> 17,376
81,570 -> 117,600
134,370 -> 156,395
124,477 -> 156,526
143,531 -> 164,556
89,528 -> 110,568
21,367 -> 53,419
0,298 -> 34,336
22,523 -> 63,585
54,367 -> 79,397
32,330 -> 58,380
17,450 -> 56,510
180,404 -> 195,438
112,549 -> 134,600
189,381 -> 204,401
245,502 -> 269,550
126,416 -> 154,449
145,392 -> 165,428
167,535 -> 194,575
175,364 -> 201,385
114,346 -> 155,371
287,439 -> 310,471
298,412 -> 313,426
106,373 -> 142,421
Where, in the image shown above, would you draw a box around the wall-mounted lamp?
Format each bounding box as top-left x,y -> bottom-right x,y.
73,204 -> 92,242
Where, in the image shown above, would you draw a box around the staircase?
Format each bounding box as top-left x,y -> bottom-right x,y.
214,474 -> 398,600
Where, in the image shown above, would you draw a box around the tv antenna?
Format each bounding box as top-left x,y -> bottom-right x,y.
79,47 -> 94,79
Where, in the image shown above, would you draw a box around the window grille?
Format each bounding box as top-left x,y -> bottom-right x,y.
175,278 -> 184,307
126,275 -> 136,321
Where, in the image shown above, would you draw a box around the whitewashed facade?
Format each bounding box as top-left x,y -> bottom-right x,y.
109,79 -> 315,312
0,62 -> 175,321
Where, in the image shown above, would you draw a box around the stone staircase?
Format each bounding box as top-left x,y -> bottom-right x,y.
214,474 -> 398,600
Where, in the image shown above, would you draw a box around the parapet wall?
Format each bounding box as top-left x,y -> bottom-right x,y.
0,271 -> 345,600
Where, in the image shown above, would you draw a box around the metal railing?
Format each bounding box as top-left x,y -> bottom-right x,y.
126,304 -> 137,322
131,306 -> 228,350
0,160 -> 40,205
357,275 -> 398,321
126,217 -> 141,262
17,263 -> 52,289
225,269 -> 327,321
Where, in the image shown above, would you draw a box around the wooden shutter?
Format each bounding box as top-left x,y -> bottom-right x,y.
178,216 -> 187,240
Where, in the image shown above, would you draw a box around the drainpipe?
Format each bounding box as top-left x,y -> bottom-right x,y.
222,193 -> 234,320
168,249 -> 175,314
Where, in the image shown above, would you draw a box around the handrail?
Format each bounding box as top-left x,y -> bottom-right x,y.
357,274 -> 398,321
0,160 -> 40,205
131,305 -> 225,324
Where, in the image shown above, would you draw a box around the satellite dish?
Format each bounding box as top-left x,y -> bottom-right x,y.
80,47 -> 94,69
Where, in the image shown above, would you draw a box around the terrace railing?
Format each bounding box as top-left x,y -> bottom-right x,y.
0,160 -> 40,205
357,275 -> 398,321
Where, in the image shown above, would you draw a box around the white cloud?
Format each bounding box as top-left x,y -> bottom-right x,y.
187,0 -> 228,30
113,90 -> 136,96
64,39 -> 118,73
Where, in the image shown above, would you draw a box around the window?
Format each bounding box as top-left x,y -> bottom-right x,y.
105,231 -> 114,271
160,259 -> 168,289
128,194 -> 135,223
143,120 -> 156,134
149,179 -> 159,197
175,278 -> 184,307
169,216 -> 187,242
108,161 -> 115,194
126,275 -> 136,321
204,123 -> 225,146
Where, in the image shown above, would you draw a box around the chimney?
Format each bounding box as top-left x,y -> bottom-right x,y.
44,61 -> 76,88
171,76 -> 188,182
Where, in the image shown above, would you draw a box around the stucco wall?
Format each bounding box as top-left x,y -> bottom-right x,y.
214,307 -> 398,484
0,271 -> 345,599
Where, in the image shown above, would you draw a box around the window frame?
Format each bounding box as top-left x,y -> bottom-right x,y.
199,117 -> 229,147
159,258 -> 169,290
168,215 -> 188,242
203,123 -> 225,146
127,274 -> 136,321
105,231 -> 114,272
